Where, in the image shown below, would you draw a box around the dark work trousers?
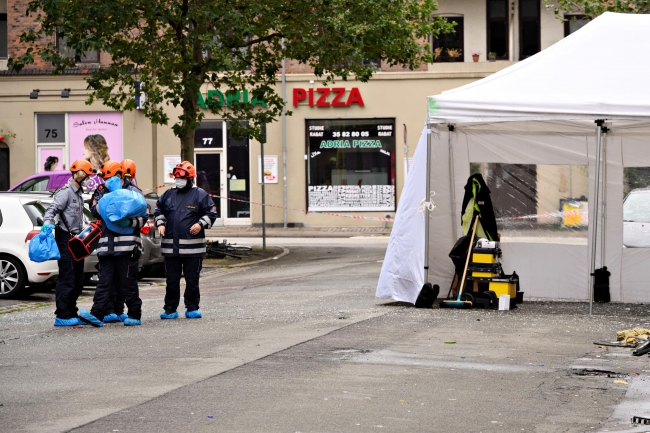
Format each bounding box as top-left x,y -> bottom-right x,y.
54,230 -> 85,319
164,256 -> 202,313
91,255 -> 142,321
104,264 -> 126,316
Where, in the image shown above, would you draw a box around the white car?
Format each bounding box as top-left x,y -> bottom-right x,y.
0,193 -> 59,297
623,188 -> 650,248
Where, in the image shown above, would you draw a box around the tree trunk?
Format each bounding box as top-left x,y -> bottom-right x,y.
180,127 -> 195,163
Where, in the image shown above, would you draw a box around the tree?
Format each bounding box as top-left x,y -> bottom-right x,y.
545,0 -> 650,19
11,0 -> 453,161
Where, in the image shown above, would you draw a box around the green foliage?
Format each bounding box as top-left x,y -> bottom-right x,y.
545,0 -> 650,19
10,0 -> 453,160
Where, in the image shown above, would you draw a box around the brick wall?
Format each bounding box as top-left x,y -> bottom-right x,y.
6,0 -> 427,74
8,0 -> 106,70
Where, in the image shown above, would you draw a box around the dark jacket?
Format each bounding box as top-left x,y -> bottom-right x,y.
154,185 -> 217,257
91,182 -> 146,257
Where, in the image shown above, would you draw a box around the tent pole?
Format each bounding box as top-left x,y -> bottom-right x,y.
600,126 -> 608,268
424,129 -> 433,285
448,124 -> 457,238
590,120 -> 604,316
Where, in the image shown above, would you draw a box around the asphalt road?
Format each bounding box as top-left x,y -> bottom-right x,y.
1,237 -> 650,433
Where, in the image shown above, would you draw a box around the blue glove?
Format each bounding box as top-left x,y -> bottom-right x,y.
114,219 -> 131,228
41,224 -> 55,234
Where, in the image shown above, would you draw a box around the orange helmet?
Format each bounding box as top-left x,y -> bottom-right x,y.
121,159 -> 136,179
173,161 -> 196,179
70,159 -> 96,176
97,160 -> 123,179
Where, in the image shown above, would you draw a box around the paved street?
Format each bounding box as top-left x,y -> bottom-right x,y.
1,237 -> 650,432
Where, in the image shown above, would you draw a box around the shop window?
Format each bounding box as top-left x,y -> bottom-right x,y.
0,143 -> 8,191
306,118 -> 395,212
432,17 -> 464,62
56,31 -> 100,63
470,163 -> 588,239
623,167 -> 650,248
519,0 -> 540,59
487,0 -> 509,60
564,14 -> 589,36
0,12 -> 7,59
227,124 -> 251,218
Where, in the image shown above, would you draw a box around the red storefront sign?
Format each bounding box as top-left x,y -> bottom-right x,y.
292,87 -> 364,107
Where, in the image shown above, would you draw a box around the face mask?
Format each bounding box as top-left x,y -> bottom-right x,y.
106,176 -> 122,192
175,178 -> 188,189
82,177 -> 91,188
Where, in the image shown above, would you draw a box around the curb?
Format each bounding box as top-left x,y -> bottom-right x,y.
201,247 -> 290,276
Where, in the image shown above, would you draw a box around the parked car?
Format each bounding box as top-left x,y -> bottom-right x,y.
0,193 -> 60,297
623,188 -> 650,248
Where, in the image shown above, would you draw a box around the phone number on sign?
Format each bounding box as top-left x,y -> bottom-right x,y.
332,131 -> 370,138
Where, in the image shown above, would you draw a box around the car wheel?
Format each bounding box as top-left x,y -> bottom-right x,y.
0,255 -> 27,298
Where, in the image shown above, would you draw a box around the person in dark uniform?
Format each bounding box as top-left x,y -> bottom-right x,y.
42,159 -> 96,326
154,161 -> 217,319
102,158 -> 142,323
78,160 -> 146,327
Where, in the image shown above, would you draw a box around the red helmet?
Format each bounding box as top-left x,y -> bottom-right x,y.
70,159 -> 96,176
97,160 -> 123,179
121,159 -> 136,179
173,161 -> 196,179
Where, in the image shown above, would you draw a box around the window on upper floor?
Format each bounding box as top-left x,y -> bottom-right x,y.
56,31 -> 100,63
487,0 -> 509,60
432,17 -> 464,62
564,15 -> 589,36
0,12 -> 7,59
519,0 -> 540,59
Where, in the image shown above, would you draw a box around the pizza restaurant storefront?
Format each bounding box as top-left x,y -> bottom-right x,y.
0,71 -> 481,227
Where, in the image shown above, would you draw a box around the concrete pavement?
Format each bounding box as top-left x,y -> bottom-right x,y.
1,239 -> 650,432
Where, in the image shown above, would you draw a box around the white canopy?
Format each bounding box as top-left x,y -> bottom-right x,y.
378,13 -> 650,306
428,12 -> 650,124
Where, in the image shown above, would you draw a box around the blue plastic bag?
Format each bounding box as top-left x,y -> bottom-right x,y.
97,189 -> 148,235
28,226 -> 61,263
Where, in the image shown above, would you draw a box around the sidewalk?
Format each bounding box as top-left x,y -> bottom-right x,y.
206,226 -> 393,238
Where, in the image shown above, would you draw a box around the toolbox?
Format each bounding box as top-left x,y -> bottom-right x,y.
468,263 -> 502,278
471,248 -> 501,264
489,279 -> 516,299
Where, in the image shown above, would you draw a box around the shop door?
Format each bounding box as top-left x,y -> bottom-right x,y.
195,152 -> 224,226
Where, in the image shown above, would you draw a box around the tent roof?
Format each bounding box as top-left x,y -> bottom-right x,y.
427,13 -> 650,124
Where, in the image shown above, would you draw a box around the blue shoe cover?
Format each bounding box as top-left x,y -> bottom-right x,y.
185,310 -> 202,319
117,314 -> 128,322
54,317 -> 82,327
103,313 -> 120,323
124,318 -> 141,326
78,309 -> 104,327
160,311 -> 179,320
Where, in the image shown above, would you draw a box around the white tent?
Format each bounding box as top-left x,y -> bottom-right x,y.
377,13 -> 650,307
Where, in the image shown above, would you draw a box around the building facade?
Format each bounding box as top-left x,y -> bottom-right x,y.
0,0 -> 584,227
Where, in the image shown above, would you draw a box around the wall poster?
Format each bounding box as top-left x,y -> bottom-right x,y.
306,118 -> 396,212
163,155 -> 182,183
257,155 -> 278,184
68,112 -> 123,189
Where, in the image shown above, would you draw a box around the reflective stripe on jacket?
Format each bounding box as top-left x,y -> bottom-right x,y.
91,182 -> 145,257
154,185 -> 217,257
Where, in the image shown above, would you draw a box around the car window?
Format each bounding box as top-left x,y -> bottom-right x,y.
16,177 -> 50,192
23,202 -> 47,226
623,192 -> 650,223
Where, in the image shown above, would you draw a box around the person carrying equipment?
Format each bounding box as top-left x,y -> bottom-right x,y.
78,160 -> 145,327
154,161 -> 217,319
102,158 -> 141,323
42,159 -> 96,327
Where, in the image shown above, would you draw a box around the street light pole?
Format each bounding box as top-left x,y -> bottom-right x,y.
261,123 -> 267,251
